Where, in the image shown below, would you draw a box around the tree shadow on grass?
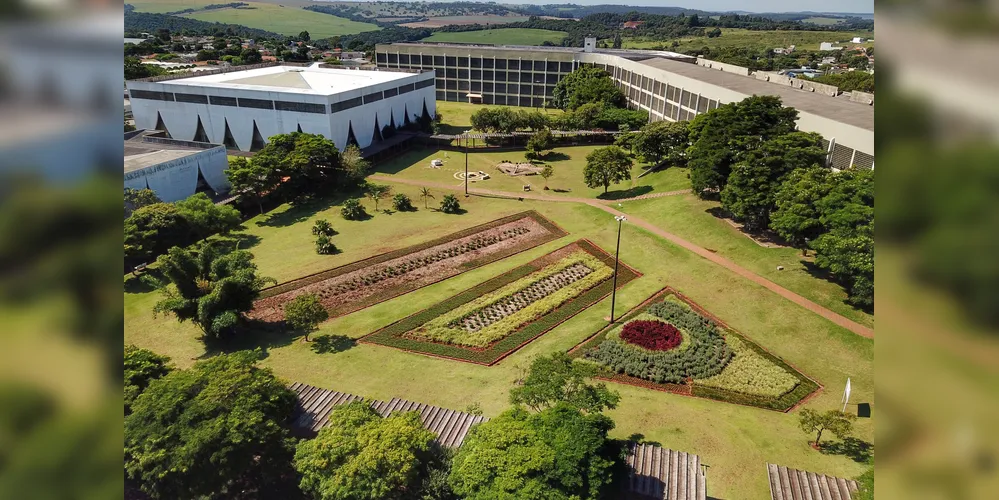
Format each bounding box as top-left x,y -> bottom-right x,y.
820,437 -> 874,464
597,185 -> 653,200
255,193 -> 351,228
124,268 -> 164,294
800,261 -> 874,314
310,334 -> 356,354
543,151 -> 570,162
201,318 -> 294,361
214,233 -> 262,251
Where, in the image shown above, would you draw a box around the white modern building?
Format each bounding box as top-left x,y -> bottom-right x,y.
125,131 -> 230,202
375,40 -> 874,170
126,63 -> 437,152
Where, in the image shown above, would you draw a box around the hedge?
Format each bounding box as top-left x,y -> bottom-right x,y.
360,240 -> 640,365
568,287 -> 819,412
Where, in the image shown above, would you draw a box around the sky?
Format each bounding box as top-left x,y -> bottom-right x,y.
486,1 -> 874,14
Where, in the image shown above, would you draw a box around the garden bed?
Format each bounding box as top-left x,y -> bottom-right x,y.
249,211 -> 567,321
569,287 -> 820,412
360,240 -> 641,365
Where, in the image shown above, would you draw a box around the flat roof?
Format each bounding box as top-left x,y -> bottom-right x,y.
162,64 -> 416,96
387,41 -> 696,61
124,131 -> 219,173
637,57 -> 874,131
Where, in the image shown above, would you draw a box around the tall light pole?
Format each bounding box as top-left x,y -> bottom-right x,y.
610,215 -> 626,324
464,134 -> 469,197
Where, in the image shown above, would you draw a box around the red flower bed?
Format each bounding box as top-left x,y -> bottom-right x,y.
620,320 -> 682,351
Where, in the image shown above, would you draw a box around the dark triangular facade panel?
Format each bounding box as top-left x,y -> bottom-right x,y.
222,119 -> 237,149
250,121 -> 265,152
154,112 -> 171,138
193,116 -> 209,142
297,123 -> 304,133
372,115 -> 383,143
346,121 -> 358,148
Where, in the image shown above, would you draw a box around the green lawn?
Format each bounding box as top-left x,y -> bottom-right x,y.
125,179 -> 872,499
128,0 -> 380,38
616,194 -> 874,329
373,146 -> 659,200
620,27 -> 872,52
422,28 -> 568,46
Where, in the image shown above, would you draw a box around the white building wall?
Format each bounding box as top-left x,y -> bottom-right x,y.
124,146 -> 230,202
127,69 -> 435,152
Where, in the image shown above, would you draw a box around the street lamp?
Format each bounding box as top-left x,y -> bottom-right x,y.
464,134 -> 469,197
610,215 -> 626,324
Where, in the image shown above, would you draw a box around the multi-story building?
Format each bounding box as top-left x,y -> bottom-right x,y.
375,40 -> 874,170
126,63 -> 437,152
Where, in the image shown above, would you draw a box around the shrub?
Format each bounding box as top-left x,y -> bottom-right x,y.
315,234 -> 338,255
340,198 -> 366,220
620,320 -> 683,351
696,337 -> 798,397
311,219 -> 335,236
439,194 -> 461,214
585,299 -> 732,384
392,193 -> 414,211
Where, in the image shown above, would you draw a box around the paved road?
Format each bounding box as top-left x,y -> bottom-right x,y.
370,175 -> 875,339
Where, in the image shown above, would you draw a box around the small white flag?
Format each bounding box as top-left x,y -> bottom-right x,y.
841,378 -> 852,412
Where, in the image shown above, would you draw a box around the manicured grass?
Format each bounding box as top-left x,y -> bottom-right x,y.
802,16 -> 847,26
125,182 -> 872,499
619,28 -> 872,52
616,194 -> 874,329
374,146 -> 654,200
422,28 -> 568,46
128,0 -> 381,38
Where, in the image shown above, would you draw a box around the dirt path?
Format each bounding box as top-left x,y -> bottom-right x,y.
369,175 -> 875,339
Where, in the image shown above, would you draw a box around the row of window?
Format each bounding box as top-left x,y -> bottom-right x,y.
131,78 -> 434,115
376,53 -> 575,72
435,80 -> 557,95
436,90 -> 547,107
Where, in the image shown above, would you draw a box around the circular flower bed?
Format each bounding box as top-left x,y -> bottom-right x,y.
620,320 -> 683,351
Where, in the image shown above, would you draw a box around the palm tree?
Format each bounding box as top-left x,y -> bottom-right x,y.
419,187 -> 434,209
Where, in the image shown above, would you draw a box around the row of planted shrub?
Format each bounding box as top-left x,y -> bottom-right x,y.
362,243 -> 639,365
258,211 -> 565,299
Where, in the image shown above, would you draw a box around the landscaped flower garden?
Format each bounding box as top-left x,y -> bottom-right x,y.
249,211 -> 566,321
570,288 -> 819,411
361,240 -> 640,365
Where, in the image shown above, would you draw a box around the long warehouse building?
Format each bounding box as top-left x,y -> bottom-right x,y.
375,40 -> 874,170
126,63 -> 437,152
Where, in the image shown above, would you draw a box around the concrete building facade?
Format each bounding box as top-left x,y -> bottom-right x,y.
125,131 -> 231,202
375,43 -> 874,170
126,63 -> 437,152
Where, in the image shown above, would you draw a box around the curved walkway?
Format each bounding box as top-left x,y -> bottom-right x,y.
370,175 -> 875,339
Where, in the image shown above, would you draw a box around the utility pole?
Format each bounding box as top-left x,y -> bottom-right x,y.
610,215 -> 626,323
464,134 -> 469,197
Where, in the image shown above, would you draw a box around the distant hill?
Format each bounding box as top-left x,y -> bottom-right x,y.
124,9 -> 285,39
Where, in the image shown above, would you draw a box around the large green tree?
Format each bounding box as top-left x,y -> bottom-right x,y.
226,156 -> 280,214
770,167 -> 833,254
252,132 -> 350,202
686,95 -> 798,196
510,352 -> 619,414
812,168 -> 874,308
798,408 -> 855,448
124,187 -> 161,216
526,128 -> 555,160
294,402 -> 436,500
583,146 -> 633,194
124,350 -> 298,499
152,241 -> 273,342
633,120 -> 690,166
551,66 -> 625,111
449,405 -> 617,499
124,202 -> 192,262
124,345 -> 172,415
720,131 -> 826,231
174,192 -> 242,241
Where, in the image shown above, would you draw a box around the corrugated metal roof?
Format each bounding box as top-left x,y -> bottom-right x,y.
372,398 -> 489,449
625,443 -> 707,500
767,463 -> 859,500
289,382 -> 367,433
289,383 -> 488,448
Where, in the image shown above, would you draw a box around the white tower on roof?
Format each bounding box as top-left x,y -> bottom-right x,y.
584,37 -> 596,53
